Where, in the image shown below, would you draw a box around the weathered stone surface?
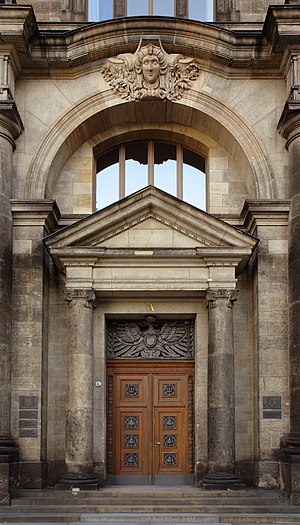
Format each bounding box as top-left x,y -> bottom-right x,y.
0,0 -> 296,497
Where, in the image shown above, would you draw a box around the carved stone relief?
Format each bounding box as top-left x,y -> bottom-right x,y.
107,319 -> 194,359
101,39 -> 200,101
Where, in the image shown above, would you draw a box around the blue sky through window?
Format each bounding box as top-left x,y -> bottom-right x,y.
89,0 -> 113,21
88,0 -> 214,22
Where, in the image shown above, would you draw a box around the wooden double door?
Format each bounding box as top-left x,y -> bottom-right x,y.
107,361 -> 194,485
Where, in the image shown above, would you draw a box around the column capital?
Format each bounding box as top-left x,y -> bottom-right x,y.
64,288 -> 96,308
278,101 -> 300,148
206,289 -> 238,309
0,100 -> 23,147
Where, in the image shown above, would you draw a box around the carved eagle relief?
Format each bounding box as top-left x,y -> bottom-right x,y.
107,319 -> 194,359
100,40 -> 200,101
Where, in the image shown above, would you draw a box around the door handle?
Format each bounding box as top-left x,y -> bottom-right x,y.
155,441 -> 161,446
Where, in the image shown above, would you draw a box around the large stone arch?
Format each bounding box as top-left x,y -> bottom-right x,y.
25,89 -> 274,200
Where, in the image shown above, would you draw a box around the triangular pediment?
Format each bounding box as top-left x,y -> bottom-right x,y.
45,187 -> 257,271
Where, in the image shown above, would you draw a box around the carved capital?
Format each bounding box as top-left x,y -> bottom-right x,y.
227,289 -> 239,309
278,100 -> 300,147
64,289 -> 96,309
0,101 -> 23,146
101,38 -> 200,102
206,289 -> 238,309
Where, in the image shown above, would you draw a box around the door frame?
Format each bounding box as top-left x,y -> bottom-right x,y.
106,360 -> 195,485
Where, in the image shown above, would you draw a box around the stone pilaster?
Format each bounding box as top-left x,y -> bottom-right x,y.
278,103 -> 300,503
202,289 -> 244,490
0,104 -> 23,505
57,288 -> 99,489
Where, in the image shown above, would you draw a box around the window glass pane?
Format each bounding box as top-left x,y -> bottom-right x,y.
183,165 -> 206,210
155,160 -> 176,195
189,0 -> 214,21
97,147 -> 119,173
183,147 -> 205,172
96,164 -> 119,209
125,142 -> 148,195
126,160 -> 148,194
154,142 -> 176,196
153,0 -> 174,16
127,0 -> 148,16
88,0 -> 113,21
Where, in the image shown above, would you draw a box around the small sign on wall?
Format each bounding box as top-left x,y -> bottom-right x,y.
263,396 -> 281,419
19,396 -> 38,438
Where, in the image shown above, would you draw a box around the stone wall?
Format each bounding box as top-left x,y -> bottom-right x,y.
216,0 -> 285,22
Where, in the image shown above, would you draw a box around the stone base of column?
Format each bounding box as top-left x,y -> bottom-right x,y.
0,436 -> 20,505
56,467 -> 100,490
281,437 -> 300,505
202,472 -> 245,490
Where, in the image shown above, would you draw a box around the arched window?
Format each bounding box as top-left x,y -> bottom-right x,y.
96,141 -> 206,210
89,0 -> 214,23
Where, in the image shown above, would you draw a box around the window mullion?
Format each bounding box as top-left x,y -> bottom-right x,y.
148,0 -> 153,15
119,145 -> 125,199
177,144 -> 183,199
148,140 -> 154,186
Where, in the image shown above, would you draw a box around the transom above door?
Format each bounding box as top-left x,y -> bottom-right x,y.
107,361 -> 194,485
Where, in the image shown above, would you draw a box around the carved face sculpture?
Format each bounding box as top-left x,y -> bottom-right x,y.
141,54 -> 160,84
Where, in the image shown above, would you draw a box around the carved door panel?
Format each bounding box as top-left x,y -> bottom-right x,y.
113,374 -> 151,477
107,362 -> 194,485
153,375 -> 188,480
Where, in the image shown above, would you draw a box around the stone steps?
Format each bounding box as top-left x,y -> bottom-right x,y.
1,514 -> 300,524
0,488 -> 298,524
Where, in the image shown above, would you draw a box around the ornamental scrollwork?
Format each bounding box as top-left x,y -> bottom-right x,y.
64,289 -> 96,309
100,39 -> 200,101
206,289 -> 238,309
107,319 -> 194,359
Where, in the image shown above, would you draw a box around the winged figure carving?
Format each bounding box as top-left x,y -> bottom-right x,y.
107,320 -> 194,359
100,40 -> 200,101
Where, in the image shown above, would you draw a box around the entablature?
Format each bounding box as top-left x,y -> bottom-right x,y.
1,4 -> 300,78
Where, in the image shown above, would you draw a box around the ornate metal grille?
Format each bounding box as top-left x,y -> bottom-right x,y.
163,416 -> 177,429
163,453 -> 177,467
125,435 -> 138,448
125,384 -> 138,397
124,415 -> 139,429
163,383 -> 176,397
163,434 -> 177,448
107,320 -> 194,360
124,453 -> 138,467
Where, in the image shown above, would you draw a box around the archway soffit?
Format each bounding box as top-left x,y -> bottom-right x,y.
25,90 -> 274,201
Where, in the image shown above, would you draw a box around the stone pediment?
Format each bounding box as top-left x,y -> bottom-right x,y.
45,187 -> 257,272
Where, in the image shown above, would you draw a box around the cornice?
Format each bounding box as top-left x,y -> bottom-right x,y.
241,199 -> 290,235
0,5 -> 300,77
11,199 -> 60,234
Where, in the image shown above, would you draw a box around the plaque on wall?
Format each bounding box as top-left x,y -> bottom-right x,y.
19,395 -> 38,438
263,396 -> 281,419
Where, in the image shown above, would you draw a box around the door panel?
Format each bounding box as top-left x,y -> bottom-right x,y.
116,408 -> 150,475
107,361 -> 194,484
114,374 -> 151,476
154,408 -> 186,475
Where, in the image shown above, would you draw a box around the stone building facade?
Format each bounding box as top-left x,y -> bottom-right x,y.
1,0 -> 300,505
